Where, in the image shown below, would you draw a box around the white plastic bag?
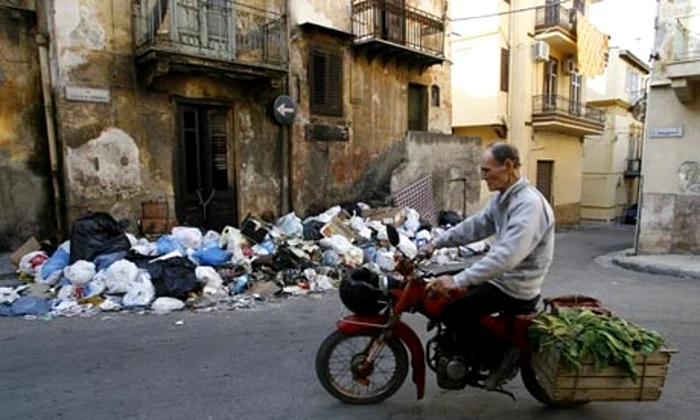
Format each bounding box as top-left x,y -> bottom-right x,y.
18,251 -> 48,277
105,260 -> 139,294
397,234 -> 418,259
313,206 -> 341,224
202,230 -> 221,245
195,266 -> 228,298
376,250 -> 396,271
83,272 -> 107,299
276,212 -> 304,239
132,238 -> 158,256
319,235 -> 364,267
57,284 -> 77,300
402,207 -> 421,236
219,226 -> 247,249
171,226 -> 202,250
126,233 -> 138,246
63,260 -> 96,285
349,216 -> 372,239
123,270 -> 156,307
151,297 -> 185,313
0,287 -> 20,305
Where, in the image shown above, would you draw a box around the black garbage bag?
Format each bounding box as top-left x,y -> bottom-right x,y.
438,210 -> 462,227
69,212 -> 132,264
339,201 -> 362,217
303,220 -> 326,241
144,256 -> 201,300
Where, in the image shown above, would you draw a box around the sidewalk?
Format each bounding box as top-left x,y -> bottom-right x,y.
611,248 -> 700,280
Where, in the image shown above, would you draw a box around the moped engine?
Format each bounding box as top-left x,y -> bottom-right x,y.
436,354 -> 469,390
427,331 -> 480,390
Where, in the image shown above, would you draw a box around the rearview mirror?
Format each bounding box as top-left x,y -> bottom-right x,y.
385,224 -> 400,248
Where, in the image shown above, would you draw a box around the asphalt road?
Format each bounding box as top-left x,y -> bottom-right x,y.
1,225 -> 697,420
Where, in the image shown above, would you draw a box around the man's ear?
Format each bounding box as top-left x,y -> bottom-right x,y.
503,158 -> 514,171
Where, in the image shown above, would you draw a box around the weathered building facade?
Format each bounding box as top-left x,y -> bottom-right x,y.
0,0 -> 54,250
288,0 -> 466,216
637,0 -> 700,254
1,0 -> 475,248
451,0 -> 609,226
582,48 -> 649,222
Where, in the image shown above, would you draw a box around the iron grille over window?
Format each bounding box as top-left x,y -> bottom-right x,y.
309,49 -> 343,116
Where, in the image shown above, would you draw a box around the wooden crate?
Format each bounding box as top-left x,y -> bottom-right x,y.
532,346 -> 675,402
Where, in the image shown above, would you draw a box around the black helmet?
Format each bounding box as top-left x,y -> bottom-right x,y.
339,267 -> 387,316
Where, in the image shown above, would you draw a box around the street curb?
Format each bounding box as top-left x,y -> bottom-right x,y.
611,249 -> 700,280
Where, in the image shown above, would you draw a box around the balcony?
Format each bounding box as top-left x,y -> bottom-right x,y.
667,32 -> 700,102
534,4 -> 577,55
532,95 -> 606,136
351,0 -> 446,70
624,158 -> 641,178
133,0 -> 287,86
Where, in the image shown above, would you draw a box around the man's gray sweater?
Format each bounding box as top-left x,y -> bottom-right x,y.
432,177 -> 555,300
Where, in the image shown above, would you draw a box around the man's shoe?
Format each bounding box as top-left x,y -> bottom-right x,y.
484,346 -> 521,390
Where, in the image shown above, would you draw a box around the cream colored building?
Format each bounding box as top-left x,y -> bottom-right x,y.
637,0 -> 700,254
451,0 -> 609,225
582,48 -> 649,222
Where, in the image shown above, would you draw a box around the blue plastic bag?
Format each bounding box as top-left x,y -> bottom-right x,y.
94,251 -> 128,272
156,235 -> 187,256
0,297 -> 50,317
40,246 -> 70,281
192,246 -> 231,266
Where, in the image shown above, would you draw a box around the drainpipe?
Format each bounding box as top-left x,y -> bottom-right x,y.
35,0 -> 65,240
280,0 -> 292,215
632,76 -> 652,255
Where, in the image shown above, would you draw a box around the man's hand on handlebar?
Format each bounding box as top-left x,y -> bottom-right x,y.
426,274 -> 456,298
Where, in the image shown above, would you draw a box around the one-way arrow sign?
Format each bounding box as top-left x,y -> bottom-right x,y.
273,95 -> 296,125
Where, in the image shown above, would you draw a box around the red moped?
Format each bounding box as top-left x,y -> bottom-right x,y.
315,225 -> 593,407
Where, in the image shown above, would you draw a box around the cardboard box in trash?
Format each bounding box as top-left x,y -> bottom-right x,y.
361,207 -> 407,227
10,237 -> 41,266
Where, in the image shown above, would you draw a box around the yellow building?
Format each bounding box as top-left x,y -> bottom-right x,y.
582,48 -> 649,222
451,0 -> 608,225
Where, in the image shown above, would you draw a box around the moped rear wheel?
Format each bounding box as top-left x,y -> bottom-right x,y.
315,330 -> 409,405
521,364 -> 590,408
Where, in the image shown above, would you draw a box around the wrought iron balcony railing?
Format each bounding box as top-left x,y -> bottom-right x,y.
535,4 -> 576,34
533,94 -> 606,124
134,0 -> 286,69
351,0 -> 445,58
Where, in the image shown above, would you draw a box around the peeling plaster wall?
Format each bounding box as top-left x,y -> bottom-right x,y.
0,7 -> 52,250
638,0 -> 700,254
391,132 -> 482,218
288,0 -> 453,215
49,0 -> 285,228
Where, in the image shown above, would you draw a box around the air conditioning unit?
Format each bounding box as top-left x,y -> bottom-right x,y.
564,56 -> 576,74
532,41 -> 550,62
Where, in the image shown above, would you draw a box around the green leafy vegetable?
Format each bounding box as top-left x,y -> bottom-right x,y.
529,308 -> 666,381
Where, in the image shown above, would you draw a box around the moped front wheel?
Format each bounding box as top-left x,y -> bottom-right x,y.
315,330 -> 409,405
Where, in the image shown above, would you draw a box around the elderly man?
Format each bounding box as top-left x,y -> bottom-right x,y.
421,142 -> 555,389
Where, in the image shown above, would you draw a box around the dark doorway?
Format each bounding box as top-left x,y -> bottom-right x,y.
408,83 -> 428,131
175,103 -> 237,231
536,160 -> 554,204
376,0 -> 406,44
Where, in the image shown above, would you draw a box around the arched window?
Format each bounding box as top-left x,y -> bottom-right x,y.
431,85 -> 440,107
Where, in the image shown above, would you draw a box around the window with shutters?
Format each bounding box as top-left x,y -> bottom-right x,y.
309,48 -> 343,117
500,48 -> 510,92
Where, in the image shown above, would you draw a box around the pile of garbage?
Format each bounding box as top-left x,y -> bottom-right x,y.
1,203 -> 487,319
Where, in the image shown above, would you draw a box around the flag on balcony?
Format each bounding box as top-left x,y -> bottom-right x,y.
575,12 -> 609,77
